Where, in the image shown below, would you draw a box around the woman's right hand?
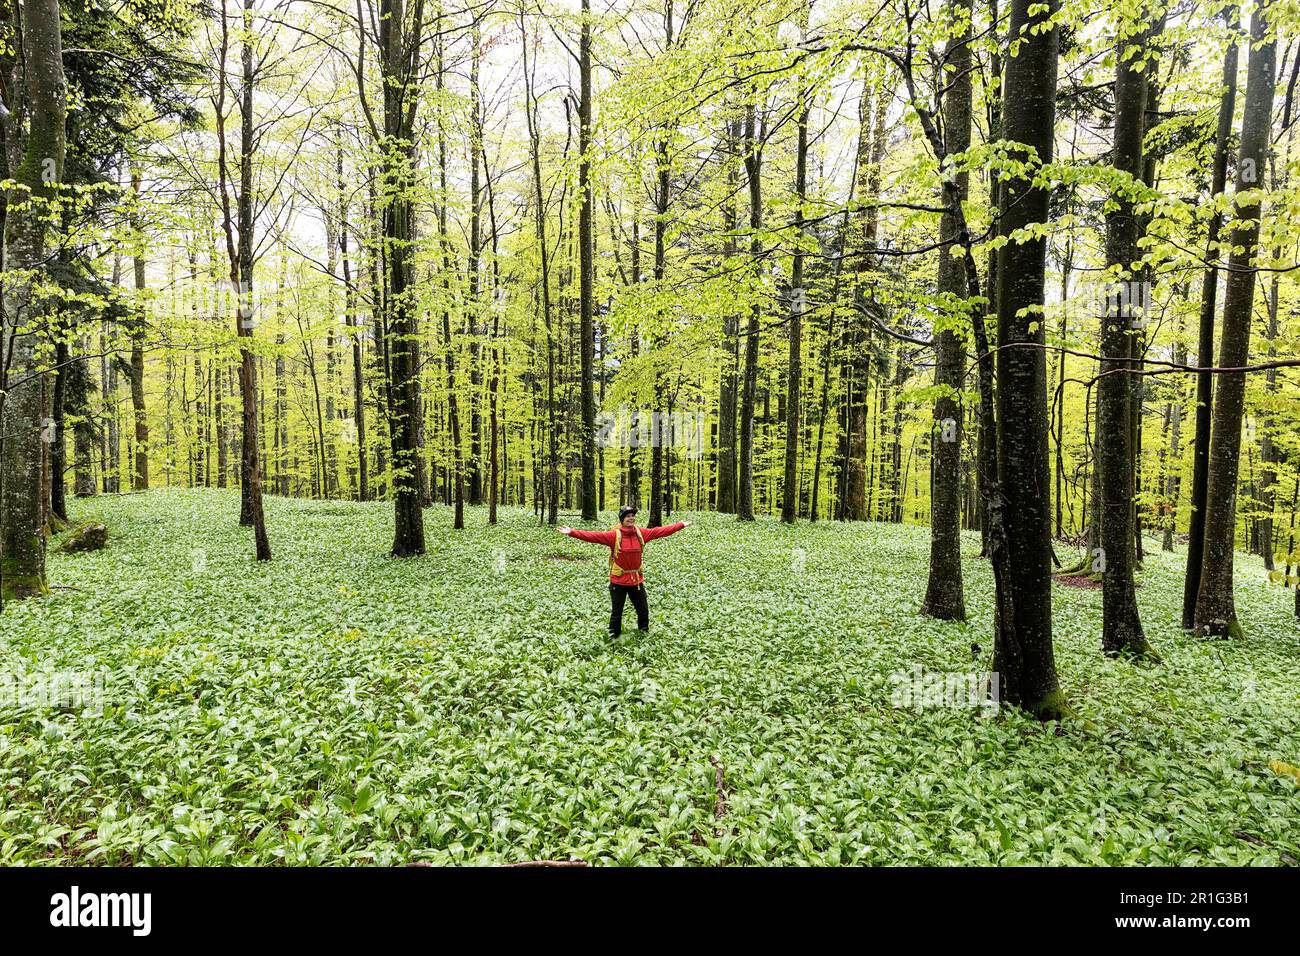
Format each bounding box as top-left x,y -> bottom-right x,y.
558,526 -> 572,535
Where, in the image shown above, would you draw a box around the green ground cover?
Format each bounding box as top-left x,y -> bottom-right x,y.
1,489 -> 1296,864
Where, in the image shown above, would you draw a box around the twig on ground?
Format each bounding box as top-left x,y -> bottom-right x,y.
709,754 -> 729,836
1233,830 -> 1299,866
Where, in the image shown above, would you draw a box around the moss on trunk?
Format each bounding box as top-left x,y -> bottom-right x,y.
1026,689 -> 1072,723
1,556 -> 49,601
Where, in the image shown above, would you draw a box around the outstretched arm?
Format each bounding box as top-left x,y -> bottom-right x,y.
558,527 -> 616,546
643,521 -> 688,541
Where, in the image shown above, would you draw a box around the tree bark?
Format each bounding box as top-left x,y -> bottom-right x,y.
1256,123 -> 1291,571
578,0 -> 597,521
716,118 -> 741,514
129,171 -> 149,492
648,103 -> 673,527
1097,11 -> 1157,658
841,69 -> 886,522
1182,7 -> 1239,628
1194,3 -> 1275,638
380,0 -> 427,555
521,5 -> 558,526
737,102 -> 763,522
50,337 -> 68,521
922,0 -> 971,621
781,94 -> 809,524
215,0 -> 270,559
0,0 -> 65,604
991,0 -> 1065,718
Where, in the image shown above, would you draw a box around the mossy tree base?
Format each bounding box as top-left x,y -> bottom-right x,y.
1,561 -> 49,602
1025,690 -> 1072,722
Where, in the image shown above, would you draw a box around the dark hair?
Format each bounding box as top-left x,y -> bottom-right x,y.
618,506 -> 638,521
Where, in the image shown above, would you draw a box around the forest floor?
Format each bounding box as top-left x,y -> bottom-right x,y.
2,488 -> 1298,865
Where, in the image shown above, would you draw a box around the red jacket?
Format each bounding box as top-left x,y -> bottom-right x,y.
566,522 -> 685,585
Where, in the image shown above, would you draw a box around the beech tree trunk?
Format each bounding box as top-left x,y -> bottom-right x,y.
1182,7 -> 1238,628
130,172 -> 149,492
1097,12 -> 1157,659
716,121 -> 740,514
578,0 -> 597,521
1194,3 -> 1275,638
737,102 -> 763,522
781,96 -> 808,524
0,0 -> 66,604
991,0 -> 1064,718
381,0 -> 427,556
921,0 -> 971,621
215,0 -> 270,560
50,337 -> 68,521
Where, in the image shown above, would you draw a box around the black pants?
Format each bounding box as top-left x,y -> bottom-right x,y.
609,582 -> 649,636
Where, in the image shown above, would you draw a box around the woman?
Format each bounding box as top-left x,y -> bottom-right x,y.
558,505 -> 689,637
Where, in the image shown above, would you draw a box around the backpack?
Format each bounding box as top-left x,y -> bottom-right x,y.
610,526 -> 645,580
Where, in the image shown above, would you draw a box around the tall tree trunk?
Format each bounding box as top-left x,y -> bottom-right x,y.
578,0 -> 597,521
50,337 -> 68,521
381,0 -> 427,555
626,219 -> 642,507
130,171 -> 149,492
485,111 -> 504,525
1162,316 -> 1185,552
889,349 -> 907,522
1256,123 -> 1291,571
221,0 -> 270,559
1053,241 -> 1072,539
1182,7 -> 1239,628
74,329 -> 97,498
324,220 -> 338,499
337,136 -> 366,501
434,38 -> 464,529
648,105 -> 673,527
922,0 -> 971,620
74,421 -> 96,497
978,0 -> 1004,558
843,70 -> 887,522
520,4 -> 558,526
102,306 -> 121,493
782,94 -> 809,524
40,377 -> 52,529
737,102 -> 763,522
716,121 -> 740,514
465,20 -> 485,510
188,252 -> 206,488
275,320 -> 287,496
991,0 -> 1065,718
215,354 -> 228,487
809,173 -> 855,525
1098,10 -> 1157,658
1194,3 -> 1275,638
0,0 -> 65,604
